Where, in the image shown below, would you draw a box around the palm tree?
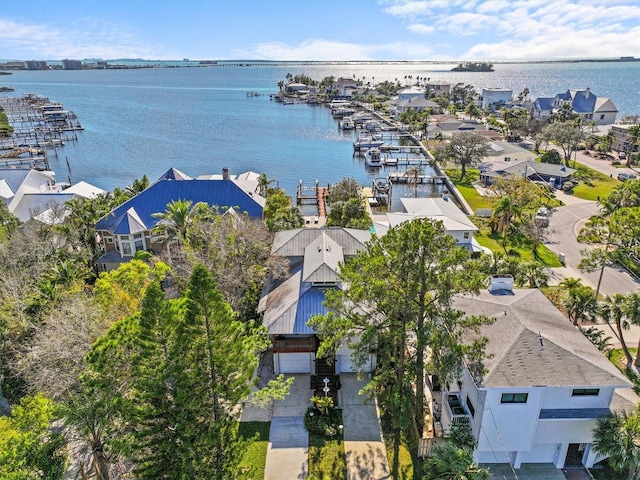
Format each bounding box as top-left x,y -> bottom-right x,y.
405,166 -> 422,198
592,405 -> 640,480
422,442 -> 490,480
257,172 -> 275,197
124,175 -> 149,197
563,284 -> 598,326
152,199 -> 206,253
519,261 -> 549,288
600,294 -> 636,370
492,195 -> 520,247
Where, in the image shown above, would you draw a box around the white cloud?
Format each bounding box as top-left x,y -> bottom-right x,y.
407,23 -> 435,34
242,39 -> 434,61
0,18 -> 171,60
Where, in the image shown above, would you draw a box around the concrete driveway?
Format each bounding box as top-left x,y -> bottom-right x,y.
264,375 -> 312,480
340,374 -> 391,480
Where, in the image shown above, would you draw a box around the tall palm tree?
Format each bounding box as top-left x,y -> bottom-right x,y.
492,195 -> 520,247
257,172 -> 275,197
422,442 -> 490,480
592,405 -> 640,480
600,294 -> 636,370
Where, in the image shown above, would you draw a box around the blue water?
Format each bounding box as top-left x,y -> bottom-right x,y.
2,62 -> 639,200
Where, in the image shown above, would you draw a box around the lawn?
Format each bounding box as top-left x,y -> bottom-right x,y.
608,347 -> 640,395
569,161 -> 621,201
444,168 -> 494,211
473,222 -> 563,267
308,432 -> 347,480
238,421 -> 270,480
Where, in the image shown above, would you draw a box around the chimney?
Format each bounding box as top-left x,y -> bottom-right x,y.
442,189 -> 449,201
222,166 -> 230,180
488,274 -> 514,294
585,87 -> 590,98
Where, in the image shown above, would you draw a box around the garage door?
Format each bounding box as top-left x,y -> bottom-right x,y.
338,354 -> 372,373
276,352 -> 314,374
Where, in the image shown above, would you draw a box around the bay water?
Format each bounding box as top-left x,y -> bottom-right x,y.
2,62 -> 639,201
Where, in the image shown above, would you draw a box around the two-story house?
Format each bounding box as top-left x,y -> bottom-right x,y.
531,88 -> 618,125
439,275 -> 635,471
258,228 -> 375,387
95,167 -> 264,271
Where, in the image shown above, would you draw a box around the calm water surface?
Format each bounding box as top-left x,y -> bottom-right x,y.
3,62 -> 639,201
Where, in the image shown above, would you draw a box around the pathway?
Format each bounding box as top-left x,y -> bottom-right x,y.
263,375 -> 312,480
340,374 -> 391,480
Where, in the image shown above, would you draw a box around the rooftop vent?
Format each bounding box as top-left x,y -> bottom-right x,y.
222,167 -> 230,180
488,274 -> 514,294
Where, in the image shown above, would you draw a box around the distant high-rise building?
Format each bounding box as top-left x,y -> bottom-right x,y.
24,60 -> 48,70
62,59 -> 83,70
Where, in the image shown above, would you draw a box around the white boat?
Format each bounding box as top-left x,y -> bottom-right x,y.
340,117 -> 355,130
365,120 -> 382,132
354,134 -> 384,150
365,148 -> 383,168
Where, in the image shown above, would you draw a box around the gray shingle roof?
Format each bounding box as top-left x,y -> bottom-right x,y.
271,228 -> 371,257
453,289 -> 631,389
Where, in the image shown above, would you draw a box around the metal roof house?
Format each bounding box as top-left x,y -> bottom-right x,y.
95,167 -> 265,271
258,228 -> 374,390
480,160 -> 576,189
437,276 -> 636,471
1,168 -> 104,223
531,88 -> 618,125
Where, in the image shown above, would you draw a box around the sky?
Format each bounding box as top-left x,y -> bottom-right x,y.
1,0 -> 639,61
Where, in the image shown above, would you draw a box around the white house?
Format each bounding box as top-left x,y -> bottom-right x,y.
531,88 -> 618,125
397,86 -> 427,101
441,276 -> 636,471
372,196 -> 487,255
393,97 -> 441,119
481,88 -> 513,112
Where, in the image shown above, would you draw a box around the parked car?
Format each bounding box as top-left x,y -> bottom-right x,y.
617,172 -> 638,182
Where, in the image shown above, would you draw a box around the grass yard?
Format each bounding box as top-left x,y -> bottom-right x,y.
608,347 -> 640,395
444,168 -> 494,211
238,421 -> 270,480
473,223 -> 563,267
308,433 -> 347,480
569,161 -> 621,201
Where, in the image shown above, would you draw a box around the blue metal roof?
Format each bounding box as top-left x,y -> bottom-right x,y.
0,169 -> 31,196
96,177 -> 263,234
293,285 -> 329,335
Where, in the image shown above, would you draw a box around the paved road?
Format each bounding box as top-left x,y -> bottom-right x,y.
544,195 -> 640,296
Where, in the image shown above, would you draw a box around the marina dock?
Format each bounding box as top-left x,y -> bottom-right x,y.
297,180 -> 331,217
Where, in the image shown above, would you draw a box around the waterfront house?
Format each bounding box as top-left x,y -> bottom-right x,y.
531,88 -> 618,125
258,228 -> 375,383
95,167 -> 265,271
1,168 -> 104,223
480,88 -> 513,112
331,77 -> 359,98
284,82 -> 308,95
441,275 -> 636,470
393,97 -> 441,119
425,80 -> 452,95
480,160 -> 575,189
397,86 -> 427,101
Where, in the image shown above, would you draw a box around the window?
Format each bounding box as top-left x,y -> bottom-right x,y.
501,393 -> 528,404
134,240 -> 144,252
600,114 -> 605,120
572,388 -> 599,396
106,237 -> 113,243
134,233 -> 142,239
122,242 -> 132,256
466,396 -> 475,417
463,232 -> 470,240
120,235 -> 130,240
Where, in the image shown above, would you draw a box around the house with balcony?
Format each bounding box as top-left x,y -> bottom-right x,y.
479,160 -> 575,190
610,124 -> 639,156
480,88 -> 513,112
95,167 -> 264,271
530,88 -> 618,125
440,275 -> 636,471
258,227 -> 374,398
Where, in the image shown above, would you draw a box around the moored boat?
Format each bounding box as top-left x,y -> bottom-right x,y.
340,117 -> 355,130
365,147 -> 382,168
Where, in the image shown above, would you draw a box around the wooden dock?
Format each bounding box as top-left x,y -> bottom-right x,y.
388,173 -> 446,184
297,180 -> 331,217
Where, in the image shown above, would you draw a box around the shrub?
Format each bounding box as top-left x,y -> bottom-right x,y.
303,406 -> 343,438
540,149 -> 562,164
